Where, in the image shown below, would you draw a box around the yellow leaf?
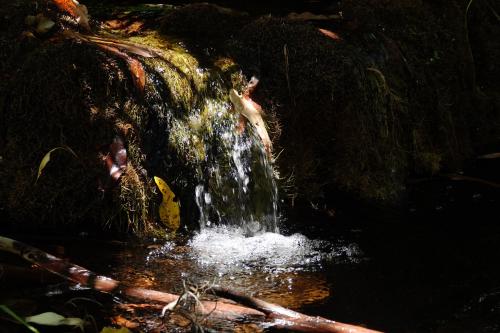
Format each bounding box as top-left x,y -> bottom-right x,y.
36,146 -> 78,184
154,176 -> 180,232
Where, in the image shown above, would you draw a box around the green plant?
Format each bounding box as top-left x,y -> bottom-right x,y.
0,304 -> 40,333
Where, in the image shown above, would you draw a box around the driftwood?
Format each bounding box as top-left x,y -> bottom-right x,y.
0,235 -> 381,333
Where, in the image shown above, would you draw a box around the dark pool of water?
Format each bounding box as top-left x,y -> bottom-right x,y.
292,176 -> 500,332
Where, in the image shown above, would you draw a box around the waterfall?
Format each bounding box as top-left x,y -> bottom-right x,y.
135,32 -> 279,235
192,96 -> 279,235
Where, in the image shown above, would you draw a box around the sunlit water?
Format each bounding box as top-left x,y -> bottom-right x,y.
187,226 -> 362,273
192,101 -> 279,235
141,226 -> 363,309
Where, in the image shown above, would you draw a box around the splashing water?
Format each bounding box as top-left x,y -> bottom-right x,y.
189,83 -> 279,235
145,225 -> 364,296
188,226 -> 360,273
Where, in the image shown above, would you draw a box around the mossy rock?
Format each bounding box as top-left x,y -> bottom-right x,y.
224,0 -> 500,204
1,40 -> 157,234
2,0 -> 499,233
0,7 -> 256,235
228,17 -> 409,201
160,3 -> 250,48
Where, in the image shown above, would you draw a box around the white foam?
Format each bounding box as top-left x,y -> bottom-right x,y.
187,226 -> 355,273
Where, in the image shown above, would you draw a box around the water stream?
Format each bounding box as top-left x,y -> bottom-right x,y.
192,110 -> 279,235
136,34 -> 280,235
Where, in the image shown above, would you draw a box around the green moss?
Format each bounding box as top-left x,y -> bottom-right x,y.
226,17 -> 409,202
224,0 -> 500,204
4,0 -> 498,230
0,36 -> 165,235
159,3 -> 250,47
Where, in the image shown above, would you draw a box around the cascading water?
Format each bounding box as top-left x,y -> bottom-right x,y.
136,34 -> 278,235
193,104 -> 279,235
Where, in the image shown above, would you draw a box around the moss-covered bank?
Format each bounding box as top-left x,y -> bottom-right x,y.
0,1 -> 261,236
1,0 -> 498,235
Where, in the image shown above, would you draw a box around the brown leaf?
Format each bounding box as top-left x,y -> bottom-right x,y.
87,36 -> 159,58
126,57 -> 146,94
104,137 -> 127,182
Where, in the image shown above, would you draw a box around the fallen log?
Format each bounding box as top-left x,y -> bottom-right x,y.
0,235 -> 381,333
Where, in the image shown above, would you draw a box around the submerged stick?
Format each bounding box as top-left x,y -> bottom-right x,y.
0,236 -> 381,332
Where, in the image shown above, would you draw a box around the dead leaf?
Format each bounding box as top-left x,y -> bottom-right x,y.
110,316 -> 139,329
104,19 -> 144,34
127,57 -> 146,94
230,89 -> 272,156
87,35 -> 159,58
104,137 -> 127,181
94,43 -> 146,94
